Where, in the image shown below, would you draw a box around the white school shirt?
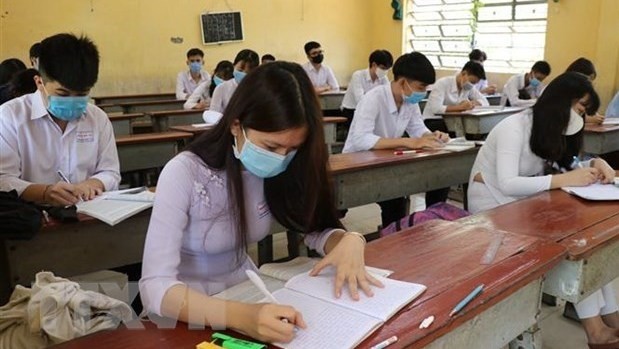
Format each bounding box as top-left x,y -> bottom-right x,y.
341,68 -> 389,109
139,151 -> 338,316
467,109 -> 552,213
0,91 -> 121,195
606,91 -> 619,117
176,70 -> 210,100
422,75 -> 489,120
500,73 -> 543,107
183,79 -> 212,110
343,84 -> 431,153
209,79 -> 238,113
473,79 -> 489,92
302,61 -> 339,90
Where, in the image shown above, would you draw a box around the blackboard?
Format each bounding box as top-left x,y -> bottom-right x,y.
200,12 -> 243,45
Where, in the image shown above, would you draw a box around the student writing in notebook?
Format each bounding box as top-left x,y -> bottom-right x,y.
342,52 -> 449,228
140,61 -> 383,344
209,49 -> 259,113
301,41 -> 339,93
467,72 -> 618,348
175,48 -> 210,100
0,33 -> 120,207
183,60 -> 234,110
565,57 -> 605,125
500,60 -> 551,107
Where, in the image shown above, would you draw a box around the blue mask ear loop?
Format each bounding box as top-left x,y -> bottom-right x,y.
232,126 -> 248,158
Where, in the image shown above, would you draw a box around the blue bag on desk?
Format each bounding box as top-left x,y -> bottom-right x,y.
379,202 -> 470,237
0,190 -> 42,239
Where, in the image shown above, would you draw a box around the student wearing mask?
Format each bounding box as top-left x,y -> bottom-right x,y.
140,61 -> 382,344
340,50 -> 393,124
468,72 -> 617,348
500,60 -> 551,107
176,48 -> 210,100
302,41 -> 339,93
261,54 -> 276,64
343,52 -> 449,227
0,33 -> 120,206
565,57 -> 605,124
0,68 -> 39,105
208,49 -> 259,113
422,60 -> 488,206
184,60 -> 234,110
29,43 -> 41,69
468,49 -> 496,95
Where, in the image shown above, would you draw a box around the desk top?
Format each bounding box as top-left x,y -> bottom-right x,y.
584,123 -> 619,133
93,93 -> 175,104
169,124 -> 213,134
318,90 -> 346,96
115,131 -> 193,145
438,106 -> 525,117
328,148 -> 479,175
118,99 -> 186,107
146,109 -> 207,117
323,116 -> 347,123
460,190 -> 619,247
50,220 -> 565,349
107,112 -> 144,121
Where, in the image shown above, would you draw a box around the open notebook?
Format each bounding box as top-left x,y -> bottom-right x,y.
562,182 -> 619,201
442,137 -> 476,152
602,118 -> 619,125
75,188 -> 155,226
214,257 -> 425,349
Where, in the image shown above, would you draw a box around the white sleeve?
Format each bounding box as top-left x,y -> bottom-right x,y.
183,81 -> 210,110
0,108 -> 30,194
495,125 -> 552,196
326,66 -> 340,90
504,77 -> 535,107
470,88 -> 489,106
209,84 -> 225,113
405,105 -> 431,138
175,72 -> 188,100
350,72 -> 365,106
425,81 -> 448,116
90,118 -> 121,191
304,229 -> 342,256
343,96 -> 381,152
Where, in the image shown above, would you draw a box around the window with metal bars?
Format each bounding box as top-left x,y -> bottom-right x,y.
405,0 -> 547,73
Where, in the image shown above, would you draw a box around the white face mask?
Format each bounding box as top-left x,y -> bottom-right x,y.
375,67 -> 388,79
564,108 -> 584,135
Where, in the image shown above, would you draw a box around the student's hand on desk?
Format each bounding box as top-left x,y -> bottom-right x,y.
585,113 -> 605,125
408,137 -> 444,149
458,100 -> 475,111
562,167 -> 600,187
45,182 -> 81,206
310,233 -> 384,301
242,303 -> 306,343
428,130 -> 450,143
74,182 -> 103,201
194,101 -> 208,110
482,85 -> 497,95
591,158 -> 615,183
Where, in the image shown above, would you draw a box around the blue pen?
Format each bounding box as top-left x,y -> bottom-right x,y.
572,156 -> 583,169
449,284 -> 484,317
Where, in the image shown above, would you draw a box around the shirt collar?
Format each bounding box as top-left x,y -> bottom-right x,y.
31,90 -> 49,120
384,85 -> 399,115
363,69 -> 373,82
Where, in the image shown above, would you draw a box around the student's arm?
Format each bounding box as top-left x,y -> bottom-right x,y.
470,88 -> 489,106
350,72 -> 365,105
326,66 -> 340,90
140,157 -> 305,343
176,72 -> 188,100
504,77 -> 535,107
585,113 -> 605,124
89,116 -> 121,191
209,83 -> 226,113
183,81 -> 210,110
424,81 -> 449,116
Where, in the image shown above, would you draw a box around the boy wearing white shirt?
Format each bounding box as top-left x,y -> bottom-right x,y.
302,41 -> 339,93
343,52 -> 449,227
0,33 -> 120,207
175,48 -> 210,100
500,60 -> 551,107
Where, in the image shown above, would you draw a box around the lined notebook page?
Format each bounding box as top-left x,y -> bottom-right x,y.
75,198 -> 152,225
285,267 -> 426,321
562,183 -> 619,200
212,275 -> 285,303
273,288 -> 381,349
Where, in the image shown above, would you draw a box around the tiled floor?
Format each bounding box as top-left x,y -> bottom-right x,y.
247,194 -> 619,348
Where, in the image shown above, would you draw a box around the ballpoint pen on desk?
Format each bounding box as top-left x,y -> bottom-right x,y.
394,150 -> 421,155
370,335 -> 398,349
449,284 -> 484,317
57,170 -> 83,202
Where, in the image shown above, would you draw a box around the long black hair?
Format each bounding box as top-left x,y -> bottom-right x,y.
188,61 -> 344,263
530,72 -> 599,168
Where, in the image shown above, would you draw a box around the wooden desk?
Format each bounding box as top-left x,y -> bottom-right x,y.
460,190 -> 619,304
50,220 -> 566,349
115,132 -> 193,172
323,116 -> 346,153
439,106 -> 525,138
318,90 -> 345,110
168,124 -> 213,135
107,112 -> 144,135
146,109 -> 206,132
93,93 -> 176,105
583,123 -> 619,155
0,211 -> 151,304
119,100 -> 186,114
329,148 -> 478,209
98,103 -> 123,114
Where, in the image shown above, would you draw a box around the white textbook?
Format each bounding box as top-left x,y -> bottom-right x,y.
442,137 -> 476,152
562,183 -> 619,201
214,257 -> 424,349
76,188 -> 155,226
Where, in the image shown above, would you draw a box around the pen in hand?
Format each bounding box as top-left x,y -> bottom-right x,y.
245,270 -> 299,330
57,170 -> 83,202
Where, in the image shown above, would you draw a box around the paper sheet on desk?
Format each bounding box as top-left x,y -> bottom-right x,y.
562,183 -> 619,200
602,118 -> 619,125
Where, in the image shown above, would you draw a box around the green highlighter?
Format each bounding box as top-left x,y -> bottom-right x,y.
211,333 -> 266,349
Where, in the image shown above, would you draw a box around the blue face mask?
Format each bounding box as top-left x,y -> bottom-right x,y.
233,70 -> 247,83
529,77 -> 540,87
213,76 -> 224,86
47,95 -> 89,121
233,128 -> 297,178
190,62 -> 202,73
402,80 -> 426,104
